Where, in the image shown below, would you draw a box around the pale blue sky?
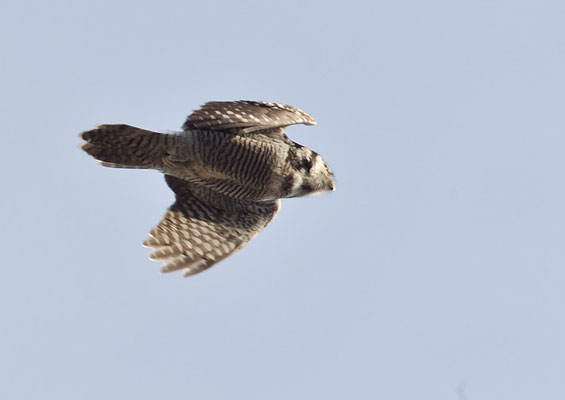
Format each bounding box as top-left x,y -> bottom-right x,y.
1,0 -> 564,399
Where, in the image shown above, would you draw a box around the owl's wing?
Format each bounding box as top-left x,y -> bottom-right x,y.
182,100 -> 316,134
142,175 -> 281,277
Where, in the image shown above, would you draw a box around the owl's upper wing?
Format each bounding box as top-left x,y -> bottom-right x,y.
182,100 -> 316,134
142,175 -> 280,277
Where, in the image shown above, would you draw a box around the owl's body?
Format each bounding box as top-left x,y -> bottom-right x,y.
80,101 -> 334,277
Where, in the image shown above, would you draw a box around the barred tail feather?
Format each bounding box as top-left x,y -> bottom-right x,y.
80,124 -> 169,169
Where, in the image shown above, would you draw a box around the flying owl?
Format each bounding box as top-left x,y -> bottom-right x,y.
80,101 -> 335,277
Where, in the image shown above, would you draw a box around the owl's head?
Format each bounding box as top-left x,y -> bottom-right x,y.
287,151 -> 335,198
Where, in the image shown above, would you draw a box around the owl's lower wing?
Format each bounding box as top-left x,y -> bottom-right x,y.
143,175 -> 280,277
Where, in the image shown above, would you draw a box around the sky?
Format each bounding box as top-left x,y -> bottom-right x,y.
1,0 -> 564,399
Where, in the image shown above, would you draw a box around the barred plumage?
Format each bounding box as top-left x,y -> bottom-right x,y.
80,100 -> 335,277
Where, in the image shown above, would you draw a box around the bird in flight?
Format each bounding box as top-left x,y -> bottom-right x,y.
80,101 -> 335,277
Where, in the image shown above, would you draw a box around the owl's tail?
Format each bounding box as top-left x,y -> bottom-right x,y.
80,124 -> 171,169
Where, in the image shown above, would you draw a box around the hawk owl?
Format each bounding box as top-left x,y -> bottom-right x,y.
80,101 -> 335,277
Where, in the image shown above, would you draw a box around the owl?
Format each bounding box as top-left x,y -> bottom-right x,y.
80,101 -> 335,277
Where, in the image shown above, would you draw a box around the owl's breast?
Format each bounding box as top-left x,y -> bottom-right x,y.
177,132 -> 288,201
